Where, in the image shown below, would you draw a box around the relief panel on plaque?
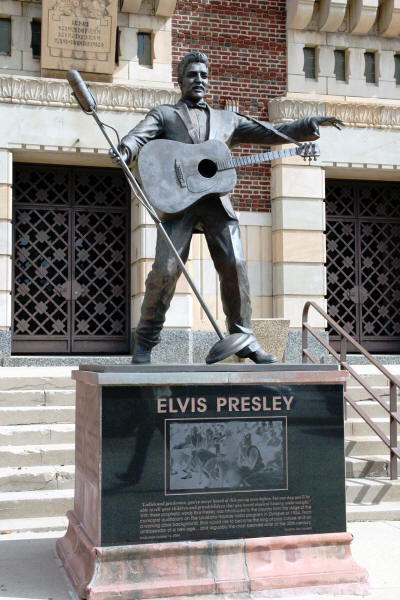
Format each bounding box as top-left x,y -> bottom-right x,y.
41,0 -> 118,75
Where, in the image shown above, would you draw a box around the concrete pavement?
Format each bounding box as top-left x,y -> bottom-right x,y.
0,522 -> 400,599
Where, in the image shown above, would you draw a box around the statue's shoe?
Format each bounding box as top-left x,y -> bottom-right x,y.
132,343 -> 152,364
244,348 -> 278,364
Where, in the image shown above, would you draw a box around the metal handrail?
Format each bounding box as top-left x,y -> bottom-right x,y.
302,301 -> 400,479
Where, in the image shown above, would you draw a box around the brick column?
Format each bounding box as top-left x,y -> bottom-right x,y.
271,157 -> 327,361
0,150 -> 12,357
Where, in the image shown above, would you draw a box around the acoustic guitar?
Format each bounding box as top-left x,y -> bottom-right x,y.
137,139 -> 319,218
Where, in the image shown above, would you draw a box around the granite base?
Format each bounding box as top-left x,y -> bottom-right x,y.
0,329 -> 11,358
284,330 -> 329,364
57,510 -> 368,600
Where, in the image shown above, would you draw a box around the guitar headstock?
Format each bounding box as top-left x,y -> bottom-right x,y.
297,142 -> 320,163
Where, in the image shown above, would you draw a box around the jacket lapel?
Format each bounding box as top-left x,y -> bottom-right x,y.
208,106 -> 217,140
174,100 -> 199,144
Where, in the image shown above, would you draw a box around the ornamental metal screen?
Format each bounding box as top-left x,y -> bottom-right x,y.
326,180 -> 400,353
12,164 -> 130,354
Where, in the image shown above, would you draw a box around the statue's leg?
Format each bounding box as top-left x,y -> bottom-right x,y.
202,202 -> 277,364
202,209 -> 252,334
134,216 -> 193,351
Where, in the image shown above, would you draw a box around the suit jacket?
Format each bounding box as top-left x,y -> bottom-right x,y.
121,99 -> 319,220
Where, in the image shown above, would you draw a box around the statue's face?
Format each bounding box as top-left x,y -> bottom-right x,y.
181,62 -> 209,102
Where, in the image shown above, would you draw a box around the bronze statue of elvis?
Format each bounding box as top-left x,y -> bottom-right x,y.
113,52 -> 343,364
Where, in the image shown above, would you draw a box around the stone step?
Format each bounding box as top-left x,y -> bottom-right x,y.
345,417 -> 390,437
0,406 -> 75,426
345,386 -> 392,402
0,465 -> 75,492
346,501 -> 400,521
0,444 -> 75,468
0,424 -> 75,446
2,356 -> 132,367
345,355 -> 400,365
345,436 -> 390,456
348,375 -> 391,389
347,364 -> 400,387
346,477 -> 400,503
0,488 -> 74,519
345,456 -> 389,478
0,389 -> 75,407
0,515 -> 68,534
0,367 -> 76,391
346,400 -> 396,420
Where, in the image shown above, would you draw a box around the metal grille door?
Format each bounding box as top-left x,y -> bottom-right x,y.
326,180 -> 400,353
12,164 -> 130,354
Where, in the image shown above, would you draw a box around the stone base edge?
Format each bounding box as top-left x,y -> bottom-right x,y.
57,511 -> 369,600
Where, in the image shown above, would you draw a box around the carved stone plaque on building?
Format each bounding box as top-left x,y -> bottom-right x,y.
41,0 -> 118,77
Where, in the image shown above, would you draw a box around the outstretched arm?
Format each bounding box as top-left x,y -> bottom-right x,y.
308,116 -> 344,135
231,114 -> 344,147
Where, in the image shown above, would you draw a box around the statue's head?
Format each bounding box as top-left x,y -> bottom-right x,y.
177,52 -> 209,102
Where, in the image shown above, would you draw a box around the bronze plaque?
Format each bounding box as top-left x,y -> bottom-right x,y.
41,0 -> 118,75
101,383 -> 346,545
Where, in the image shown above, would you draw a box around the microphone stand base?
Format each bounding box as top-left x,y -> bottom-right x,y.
206,333 -> 253,364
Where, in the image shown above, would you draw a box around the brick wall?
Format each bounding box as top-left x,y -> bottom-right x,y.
172,0 -> 287,212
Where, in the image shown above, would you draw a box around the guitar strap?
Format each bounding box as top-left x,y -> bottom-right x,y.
236,111 -> 303,147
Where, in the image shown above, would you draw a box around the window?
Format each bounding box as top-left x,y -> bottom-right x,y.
137,32 -> 152,66
115,27 -> 120,65
0,18 -> 11,56
31,19 -> 41,59
303,47 -> 316,79
395,54 -> 400,85
364,51 -> 376,83
334,49 -> 346,81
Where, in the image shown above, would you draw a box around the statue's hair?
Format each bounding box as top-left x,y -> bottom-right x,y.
177,52 -> 209,86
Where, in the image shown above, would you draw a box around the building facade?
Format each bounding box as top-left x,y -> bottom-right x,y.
0,0 -> 399,364
275,0 -> 400,356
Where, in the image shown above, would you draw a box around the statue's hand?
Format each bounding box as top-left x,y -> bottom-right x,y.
109,146 -> 129,164
310,116 -> 345,135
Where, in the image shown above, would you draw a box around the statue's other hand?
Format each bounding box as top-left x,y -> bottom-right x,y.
310,116 -> 345,135
109,146 -> 129,164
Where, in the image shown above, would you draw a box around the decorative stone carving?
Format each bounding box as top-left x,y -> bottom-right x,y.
349,0 -> 379,34
155,0 -> 177,16
287,0 -> 400,34
120,0 -> 177,15
287,0 -> 316,29
318,0 -> 347,31
268,97 -> 400,130
41,0 -> 119,76
0,74 -> 180,111
379,0 -> 400,37
120,0 -> 143,13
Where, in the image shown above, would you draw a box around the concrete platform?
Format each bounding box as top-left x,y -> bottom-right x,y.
1,522 -> 400,600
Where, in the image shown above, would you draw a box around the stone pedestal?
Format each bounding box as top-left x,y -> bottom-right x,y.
57,364 -> 368,599
252,318 -> 290,361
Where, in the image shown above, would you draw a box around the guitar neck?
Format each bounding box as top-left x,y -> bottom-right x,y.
217,146 -> 299,171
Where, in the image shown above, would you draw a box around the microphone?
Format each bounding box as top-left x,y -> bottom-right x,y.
66,70 -> 97,113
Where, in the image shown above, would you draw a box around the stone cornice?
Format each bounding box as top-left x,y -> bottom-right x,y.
0,74 -> 181,112
268,97 -> 400,129
289,0 -> 400,37
121,0 -> 177,16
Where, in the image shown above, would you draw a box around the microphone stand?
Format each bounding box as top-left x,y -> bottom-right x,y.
66,71 -> 254,364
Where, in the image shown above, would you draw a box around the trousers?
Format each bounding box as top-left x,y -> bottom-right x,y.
135,197 -> 254,349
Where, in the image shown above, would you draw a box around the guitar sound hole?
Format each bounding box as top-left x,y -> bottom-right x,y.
198,159 -> 217,178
